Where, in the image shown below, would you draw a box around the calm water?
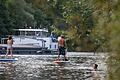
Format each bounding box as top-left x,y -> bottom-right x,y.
0,52 -> 107,80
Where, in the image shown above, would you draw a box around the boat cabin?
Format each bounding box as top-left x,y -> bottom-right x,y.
12,29 -> 58,52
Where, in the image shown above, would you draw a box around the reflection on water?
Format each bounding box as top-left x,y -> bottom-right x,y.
0,52 -> 107,80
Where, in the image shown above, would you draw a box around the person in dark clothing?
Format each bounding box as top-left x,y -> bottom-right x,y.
93,64 -> 98,71
57,35 -> 68,61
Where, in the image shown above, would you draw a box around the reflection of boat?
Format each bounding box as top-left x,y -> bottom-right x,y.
0,28 -> 58,55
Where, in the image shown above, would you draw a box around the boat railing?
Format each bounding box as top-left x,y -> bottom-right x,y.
13,35 -> 48,39
1,38 -> 8,44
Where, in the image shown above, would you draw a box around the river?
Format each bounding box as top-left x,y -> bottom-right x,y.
0,52 -> 107,80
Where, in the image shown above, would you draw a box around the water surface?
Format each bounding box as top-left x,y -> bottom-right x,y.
0,52 -> 107,80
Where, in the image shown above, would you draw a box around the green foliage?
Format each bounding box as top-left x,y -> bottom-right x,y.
53,0 -> 95,51
91,0 -> 120,80
6,0 -> 34,28
109,22 -> 120,55
34,9 -> 51,29
0,0 -> 12,34
66,26 -> 81,51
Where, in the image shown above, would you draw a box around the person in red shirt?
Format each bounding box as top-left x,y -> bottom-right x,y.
57,35 -> 68,61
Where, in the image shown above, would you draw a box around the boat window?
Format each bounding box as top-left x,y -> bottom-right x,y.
36,31 -> 48,37
21,31 -> 25,35
14,31 -> 20,36
49,45 -> 51,49
26,31 -> 35,36
55,45 -> 56,48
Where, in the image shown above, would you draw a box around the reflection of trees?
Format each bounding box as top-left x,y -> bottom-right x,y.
0,74 -> 5,80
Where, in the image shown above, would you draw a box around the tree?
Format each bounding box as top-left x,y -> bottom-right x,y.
54,0 -> 94,51
90,0 -> 120,79
0,0 -> 12,35
6,0 -> 34,29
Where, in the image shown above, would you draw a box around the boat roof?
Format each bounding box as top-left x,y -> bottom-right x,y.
13,29 -> 48,32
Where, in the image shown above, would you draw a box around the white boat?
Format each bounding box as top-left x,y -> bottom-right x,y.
0,28 -> 58,54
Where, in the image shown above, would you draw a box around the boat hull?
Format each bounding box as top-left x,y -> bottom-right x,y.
0,44 -> 58,55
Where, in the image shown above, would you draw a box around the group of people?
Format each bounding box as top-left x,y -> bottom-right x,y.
5,34 -> 68,60
6,35 -> 99,71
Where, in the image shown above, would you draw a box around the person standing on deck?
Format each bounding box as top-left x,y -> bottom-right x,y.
6,35 -> 14,58
57,35 -> 68,61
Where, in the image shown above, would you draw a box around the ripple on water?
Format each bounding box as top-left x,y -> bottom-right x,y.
0,53 -> 107,80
